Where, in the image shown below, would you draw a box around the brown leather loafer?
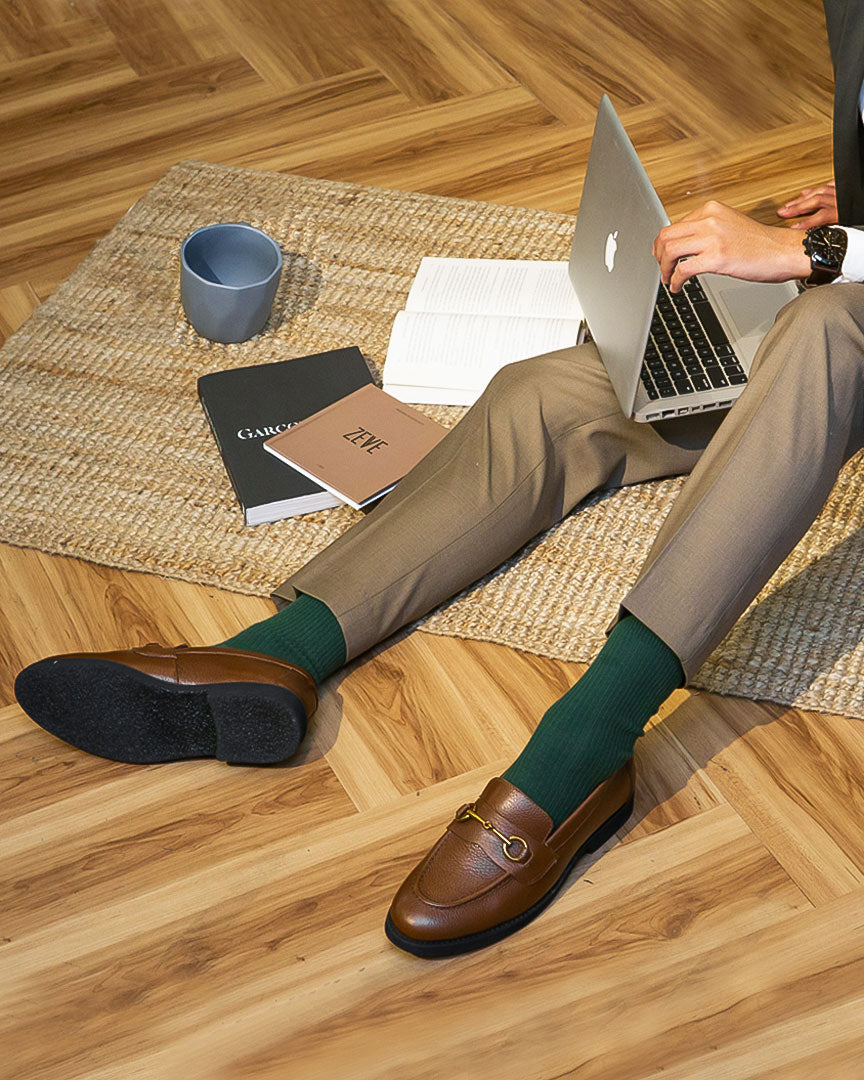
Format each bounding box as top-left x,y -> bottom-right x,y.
14,643 -> 317,765
385,758 -> 636,958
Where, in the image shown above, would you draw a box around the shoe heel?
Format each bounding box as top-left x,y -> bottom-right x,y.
208,682 -> 308,764
582,793 -> 635,855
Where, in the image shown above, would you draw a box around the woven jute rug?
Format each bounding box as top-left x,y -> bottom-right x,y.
3,159 -> 864,718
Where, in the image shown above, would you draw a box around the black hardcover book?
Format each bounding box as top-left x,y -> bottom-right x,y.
198,346 -> 374,525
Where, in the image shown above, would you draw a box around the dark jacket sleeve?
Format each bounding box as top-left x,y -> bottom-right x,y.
823,0 -> 864,223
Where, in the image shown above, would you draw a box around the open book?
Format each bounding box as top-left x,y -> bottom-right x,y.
382,257 -> 586,406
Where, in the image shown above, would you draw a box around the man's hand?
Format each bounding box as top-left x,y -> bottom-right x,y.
776,182 -> 838,228
653,200 -> 812,293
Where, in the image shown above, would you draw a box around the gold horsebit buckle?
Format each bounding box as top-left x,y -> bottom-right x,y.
455,803 -> 530,863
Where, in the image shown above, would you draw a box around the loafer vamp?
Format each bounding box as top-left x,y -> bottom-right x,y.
388,762 -> 636,951
389,776 -> 558,943
392,832 -> 548,943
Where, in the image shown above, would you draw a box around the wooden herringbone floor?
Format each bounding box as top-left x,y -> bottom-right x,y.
4,2 -> 864,1078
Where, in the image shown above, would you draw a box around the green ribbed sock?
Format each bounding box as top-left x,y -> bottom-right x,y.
502,614 -> 685,828
217,592 -> 347,685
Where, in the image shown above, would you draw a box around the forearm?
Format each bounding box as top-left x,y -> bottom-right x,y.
770,226 -> 812,281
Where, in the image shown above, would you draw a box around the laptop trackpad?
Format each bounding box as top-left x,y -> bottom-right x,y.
713,281 -> 779,338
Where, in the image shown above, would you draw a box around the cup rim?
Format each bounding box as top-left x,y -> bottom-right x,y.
180,222 -> 283,291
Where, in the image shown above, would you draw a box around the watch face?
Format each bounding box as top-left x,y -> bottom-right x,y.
805,225 -> 847,272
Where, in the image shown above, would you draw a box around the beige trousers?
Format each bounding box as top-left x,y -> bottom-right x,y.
272,284 -> 864,684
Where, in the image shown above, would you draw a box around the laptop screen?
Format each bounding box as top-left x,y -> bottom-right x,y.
568,95 -> 670,417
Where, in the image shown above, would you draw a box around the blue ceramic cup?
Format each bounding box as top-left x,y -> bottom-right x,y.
180,222 -> 283,343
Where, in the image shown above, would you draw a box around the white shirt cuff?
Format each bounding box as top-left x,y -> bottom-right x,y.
833,226 -> 864,283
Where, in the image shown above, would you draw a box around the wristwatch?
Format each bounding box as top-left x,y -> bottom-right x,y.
802,224 -> 848,285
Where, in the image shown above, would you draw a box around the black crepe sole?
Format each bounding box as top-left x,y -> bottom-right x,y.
14,657 -> 309,765
384,791 -> 635,958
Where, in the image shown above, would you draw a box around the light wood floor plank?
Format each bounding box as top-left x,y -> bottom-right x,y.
0,54 -> 269,182
0,280 -> 40,338
87,0 -> 213,76
233,85 -> 564,187
348,0 -> 517,104
671,691 -> 864,903
0,1 -> 73,61
0,40 -> 133,119
208,0 -> 365,89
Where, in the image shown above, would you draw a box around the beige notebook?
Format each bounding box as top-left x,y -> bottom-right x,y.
263,383 -> 447,510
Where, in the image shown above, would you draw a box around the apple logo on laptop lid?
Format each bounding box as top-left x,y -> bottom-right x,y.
604,230 -> 619,273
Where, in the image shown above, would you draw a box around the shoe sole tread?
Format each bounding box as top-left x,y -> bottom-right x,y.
14,657 -> 307,764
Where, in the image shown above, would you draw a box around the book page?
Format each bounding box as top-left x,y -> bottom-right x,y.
404,257 -> 583,321
383,310 -> 583,394
382,383 -> 484,407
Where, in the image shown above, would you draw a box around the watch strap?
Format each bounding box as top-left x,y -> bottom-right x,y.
804,264 -> 841,286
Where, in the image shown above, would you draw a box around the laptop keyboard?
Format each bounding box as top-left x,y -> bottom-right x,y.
640,277 -> 748,401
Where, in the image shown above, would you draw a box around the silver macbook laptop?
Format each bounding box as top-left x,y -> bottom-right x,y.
569,95 -> 800,423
